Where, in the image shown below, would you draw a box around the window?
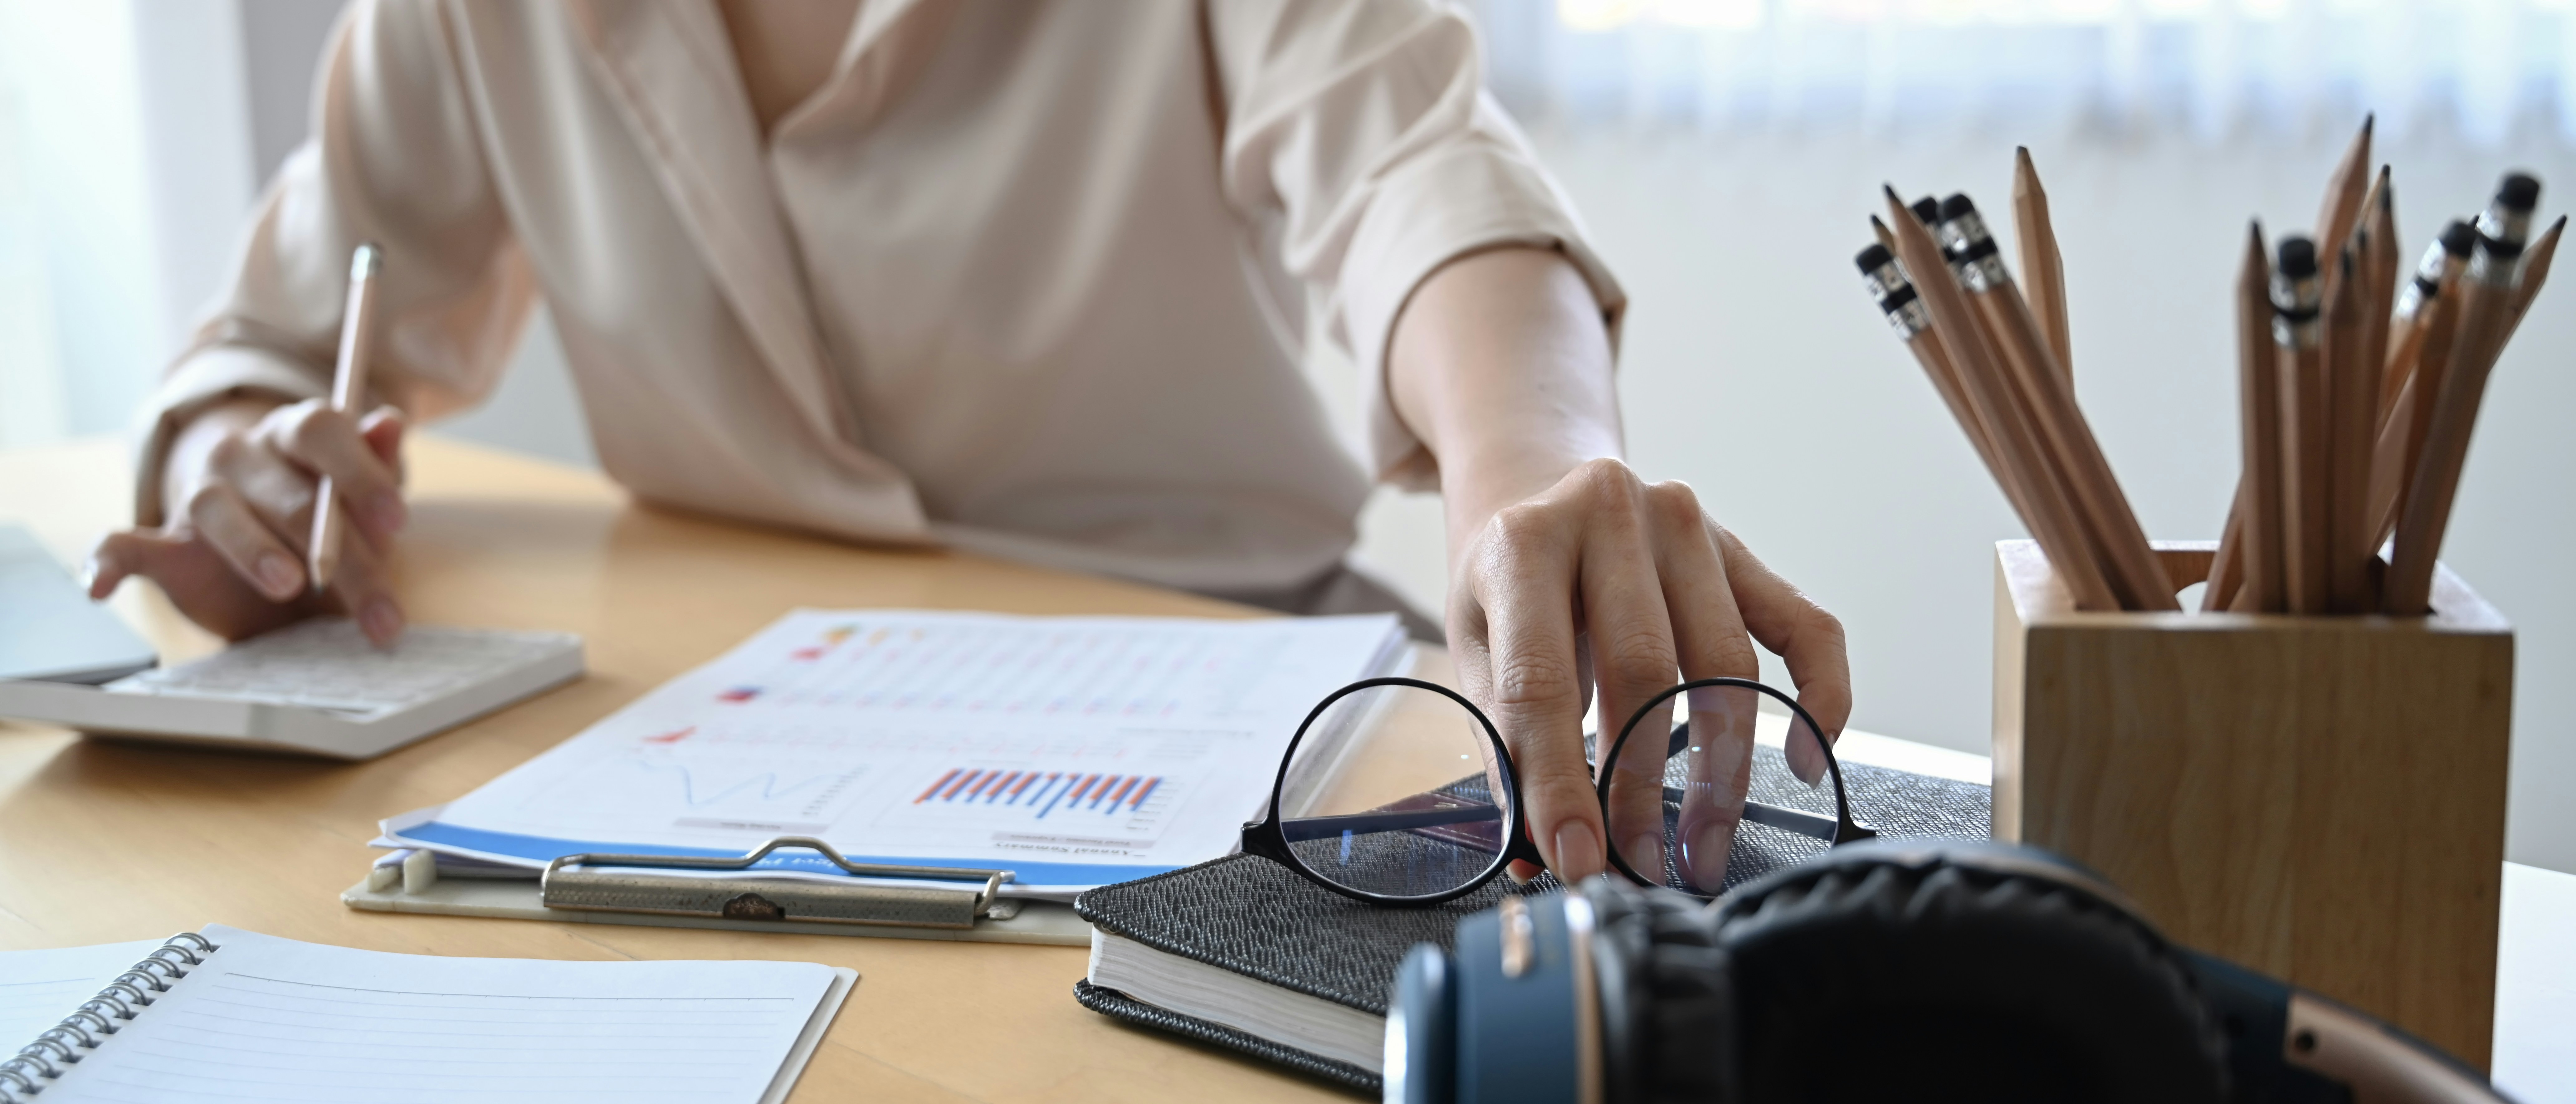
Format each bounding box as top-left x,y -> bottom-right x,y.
1474,0 -> 2576,144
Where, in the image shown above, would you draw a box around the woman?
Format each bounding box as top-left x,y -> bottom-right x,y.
85,0 -> 1848,887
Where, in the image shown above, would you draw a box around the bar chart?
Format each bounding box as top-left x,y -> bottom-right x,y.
912,768 -> 1166,820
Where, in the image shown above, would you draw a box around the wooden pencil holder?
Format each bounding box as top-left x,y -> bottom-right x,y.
1990,538 -> 2513,1068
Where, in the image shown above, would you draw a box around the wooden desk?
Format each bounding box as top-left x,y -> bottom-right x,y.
0,436 -> 1339,1104
9,437 -> 2571,1102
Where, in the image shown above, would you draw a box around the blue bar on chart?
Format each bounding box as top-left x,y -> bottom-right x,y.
911,767 -> 1164,820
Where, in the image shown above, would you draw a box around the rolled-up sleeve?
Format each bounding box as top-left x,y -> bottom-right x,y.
1207,0 -> 1625,491
136,0 -> 533,525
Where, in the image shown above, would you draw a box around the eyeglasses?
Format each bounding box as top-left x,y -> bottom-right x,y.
1239,676 -> 1876,906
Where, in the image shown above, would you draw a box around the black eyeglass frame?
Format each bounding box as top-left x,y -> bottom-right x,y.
1595,676 -> 1878,895
1243,675 -> 1880,908
1240,677 -> 1542,906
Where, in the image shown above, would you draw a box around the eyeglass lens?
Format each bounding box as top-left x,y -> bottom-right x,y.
1601,683 -> 1833,895
1277,682 -> 1511,900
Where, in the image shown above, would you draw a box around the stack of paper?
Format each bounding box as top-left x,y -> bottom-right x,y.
381,610 -> 1409,897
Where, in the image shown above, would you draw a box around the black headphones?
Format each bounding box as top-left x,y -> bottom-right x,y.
1387,840 -> 2511,1104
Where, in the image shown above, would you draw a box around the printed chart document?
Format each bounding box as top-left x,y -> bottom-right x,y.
384,610 -> 1408,896
5,926 -> 854,1104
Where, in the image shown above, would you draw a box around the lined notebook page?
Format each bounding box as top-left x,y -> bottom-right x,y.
0,940 -> 165,1048
45,926 -> 839,1104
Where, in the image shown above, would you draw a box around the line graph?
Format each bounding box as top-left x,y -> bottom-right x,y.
627,758 -> 870,826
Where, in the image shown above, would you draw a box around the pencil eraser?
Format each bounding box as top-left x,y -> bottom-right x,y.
2276,237 -> 2319,279
1939,193 -> 1978,222
2440,220 -> 2478,256
2496,172 -> 2541,211
1855,244 -> 1895,273
1910,196 -> 1940,225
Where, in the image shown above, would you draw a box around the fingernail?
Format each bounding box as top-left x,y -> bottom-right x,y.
256,553 -> 302,597
1791,756 -> 1823,787
79,554 -> 109,597
1680,820 -> 1735,892
361,600 -> 403,644
1626,833 -> 1666,881
373,493 -> 407,532
1552,821 -> 1601,884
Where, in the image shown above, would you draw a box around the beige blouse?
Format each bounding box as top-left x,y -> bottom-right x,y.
142,0 -> 1622,597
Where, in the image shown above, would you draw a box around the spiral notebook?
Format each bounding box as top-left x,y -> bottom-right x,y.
0,926 -> 855,1104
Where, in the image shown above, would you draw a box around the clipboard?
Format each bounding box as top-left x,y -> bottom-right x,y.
341,836 -> 1092,946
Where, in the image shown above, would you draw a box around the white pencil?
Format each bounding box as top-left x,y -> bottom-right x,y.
308,243 -> 382,591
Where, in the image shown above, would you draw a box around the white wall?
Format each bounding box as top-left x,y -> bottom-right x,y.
0,0 -> 283,444
0,0 -> 166,441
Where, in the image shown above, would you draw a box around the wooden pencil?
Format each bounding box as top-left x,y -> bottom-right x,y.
2322,246 -> 2376,611
2230,223 -> 2284,613
1870,214 -> 1898,254
1858,241 -> 2022,532
2387,174 -> 2541,613
2273,238 -> 2331,614
2206,510 -> 2248,611
2361,169 -> 2400,395
1937,193 -> 2176,610
2379,222 -> 2476,425
2365,287 -> 2459,549
2013,147 -> 2073,381
2502,214 -> 2564,343
2316,115 -> 2374,280
1882,186 -> 2122,610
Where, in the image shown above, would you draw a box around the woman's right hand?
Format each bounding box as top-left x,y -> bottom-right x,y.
86,397 -> 411,646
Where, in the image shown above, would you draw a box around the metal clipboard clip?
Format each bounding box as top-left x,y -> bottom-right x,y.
540,836 -> 1014,930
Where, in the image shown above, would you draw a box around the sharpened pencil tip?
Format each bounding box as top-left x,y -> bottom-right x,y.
1869,214 -> 1889,231
1882,183 -> 1903,204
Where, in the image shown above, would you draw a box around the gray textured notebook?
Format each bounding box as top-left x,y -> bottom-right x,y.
1074,745 -> 1992,1094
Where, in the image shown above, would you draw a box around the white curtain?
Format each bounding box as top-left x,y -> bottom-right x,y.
0,0 -> 261,447
1471,0 -> 2576,145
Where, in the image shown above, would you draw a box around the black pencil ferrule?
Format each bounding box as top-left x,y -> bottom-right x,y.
1861,258 -> 1910,303
2476,206 -> 2533,252
2271,268 -> 2323,349
2395,238 -> 2462,319
2468,235 -> 2524,287
1860,256 -> 1932,339
1934,210 -> 1991,256
1885,296 -> 1932,339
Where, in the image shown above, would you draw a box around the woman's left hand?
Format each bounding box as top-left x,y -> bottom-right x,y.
1389,246 -> 1851,890
1445,457 -> 1850,889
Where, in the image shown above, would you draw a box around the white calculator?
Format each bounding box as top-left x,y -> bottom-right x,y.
0,619 -> 583,760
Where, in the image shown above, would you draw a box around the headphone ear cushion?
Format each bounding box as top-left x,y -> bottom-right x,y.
1715,859 -> 2228,1104
1584,879 -> 1740,1104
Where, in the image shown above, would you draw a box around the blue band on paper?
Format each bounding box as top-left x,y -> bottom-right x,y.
395,820 -> 1179,887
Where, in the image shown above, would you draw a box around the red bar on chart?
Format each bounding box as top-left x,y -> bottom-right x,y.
913,768 -> 961,804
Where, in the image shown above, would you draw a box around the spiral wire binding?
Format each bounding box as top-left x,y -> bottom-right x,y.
0,932 -> 219,1101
